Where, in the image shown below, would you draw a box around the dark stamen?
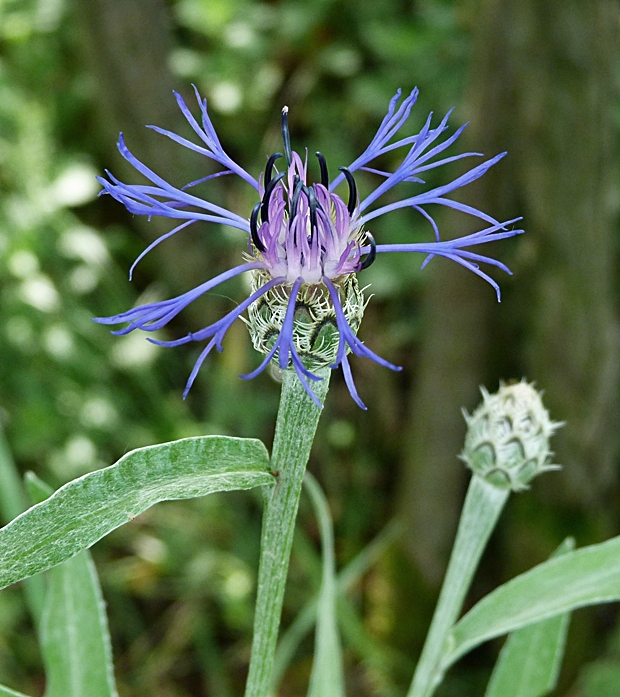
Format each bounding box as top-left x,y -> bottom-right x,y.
359,232 -> 376,270
306,185 -> 318,243
290,175 -> 303,222
315,152 -> 329,187
281,107 -> 292,167
338,166 -> 358,216
264,152 -> 282,188
250,202 -> 265,252
261,171 -> 286,224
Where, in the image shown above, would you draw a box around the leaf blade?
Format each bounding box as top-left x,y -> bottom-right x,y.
272,521 -> 400,690
42,552 -> 117,697
0,436 -> 272,590
304,472 -> 345,697
484,538 -> 575,697
0,686 -> 30,697
446,535 -> 620,669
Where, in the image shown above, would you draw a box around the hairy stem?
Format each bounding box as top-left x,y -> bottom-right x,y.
408,476 -> 509,697
244,368 -> 330,697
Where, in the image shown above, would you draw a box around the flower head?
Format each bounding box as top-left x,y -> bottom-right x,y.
95,87 -> 522,409
460,381 -> 562,491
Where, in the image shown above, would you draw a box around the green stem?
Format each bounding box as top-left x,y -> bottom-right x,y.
0,427 -> 45,624
244,368 -> 330,697
408,476 -> 509,697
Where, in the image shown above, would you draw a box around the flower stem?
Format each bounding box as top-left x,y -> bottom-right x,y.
244,368 -> 330,697
408,475 -> 509,697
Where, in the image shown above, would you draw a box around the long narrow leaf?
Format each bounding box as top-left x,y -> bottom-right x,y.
580,661 -> 620,696
304,472 -> 345,697
0,427 -> 28,521
272,521 -> 400,689
0,686 -> 30,697
445,535 -> 620,671
273,602 -> 317,689
25,473 -> 118,697
41,552 -> 117,697
0,432 -> 46,623
484,538 -> 575,697
0,436 -> 272,590
25,471 -> 55,504
337,597 -> 410,690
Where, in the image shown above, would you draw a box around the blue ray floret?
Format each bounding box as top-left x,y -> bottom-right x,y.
95,87 -> 523,408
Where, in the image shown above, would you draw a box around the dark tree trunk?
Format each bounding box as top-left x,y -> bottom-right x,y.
397,0 -> 620,585
74,0 -> 223,297
508,0 -> 620,505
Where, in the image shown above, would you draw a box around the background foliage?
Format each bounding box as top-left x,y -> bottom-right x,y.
0,0 -> 618,695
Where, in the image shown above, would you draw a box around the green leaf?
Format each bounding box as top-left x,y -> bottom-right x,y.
580,661 -> 620,697
272,520 -> 400,690
484,538 -> 575,697
0,432 -> 46,623
0,685 -> 30,697
24,473 -> 118,697
445,535 -> 620,671
304,472 -> 345,697
0,436 -> 272,590
0,427 -> 29,522
25,471 -> 54,504
41,551 -> 117,697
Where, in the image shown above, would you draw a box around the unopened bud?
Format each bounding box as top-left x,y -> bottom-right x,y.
246,269 -> 366,371
460,381 -> 562,491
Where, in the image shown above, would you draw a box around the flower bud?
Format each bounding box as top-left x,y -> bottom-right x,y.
460,381 -> 562,491
246,269 -> 367,371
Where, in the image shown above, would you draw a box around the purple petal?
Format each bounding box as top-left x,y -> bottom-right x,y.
359,153 -> 507,226
341,353 -> 367,410
182,170 -> 232,190
278,278 -> 303,371
323,277 -> 401,372
129,220 -> 195,280
115,134 -> 249,226
330,88 -> 419,190
183,338 -> 217,398
239,342 -> 279,380
94,261 -> 265,331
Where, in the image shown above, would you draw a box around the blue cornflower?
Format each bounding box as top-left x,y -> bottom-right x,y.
95,87 -> 522,409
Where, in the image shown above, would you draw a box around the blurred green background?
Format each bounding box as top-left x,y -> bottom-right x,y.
0,0 -> 618,695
